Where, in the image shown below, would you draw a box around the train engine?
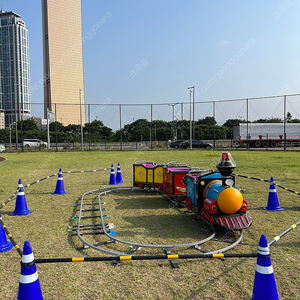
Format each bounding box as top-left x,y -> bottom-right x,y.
185,152 -> 252,230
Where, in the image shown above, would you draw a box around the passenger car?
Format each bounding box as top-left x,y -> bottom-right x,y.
23,139 -> 47,148
0,144 -> 5,152
180,140 -> 213,149
170,140 -> 183,149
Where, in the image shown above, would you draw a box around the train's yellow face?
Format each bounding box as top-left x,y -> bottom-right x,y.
217,187 -> 243,214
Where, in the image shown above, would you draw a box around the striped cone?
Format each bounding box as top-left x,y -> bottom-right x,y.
250,234 -> 279,300
263,177 -> 284,211
18,179 -> 24,189
17,241 -> 43,300
0,214 -> 13,252
52,168 -> 67,195
108,164 -> 117,185
116,163 -> 124,184
9,180 -> 33,216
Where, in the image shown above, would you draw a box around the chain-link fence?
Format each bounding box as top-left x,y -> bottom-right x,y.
3,93 -> 300,151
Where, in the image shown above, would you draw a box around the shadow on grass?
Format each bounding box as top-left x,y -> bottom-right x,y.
269,241 -> 300,248
26,191 -> 55,195
114,196 -> 175,210
119,214 -> 213,240
183,257 -> 251,300
0,211 -> 13,216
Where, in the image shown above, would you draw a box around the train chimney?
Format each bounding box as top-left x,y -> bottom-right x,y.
216,152 -> 236,186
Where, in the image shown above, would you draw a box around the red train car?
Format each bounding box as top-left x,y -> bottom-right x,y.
162,162 -> 194,205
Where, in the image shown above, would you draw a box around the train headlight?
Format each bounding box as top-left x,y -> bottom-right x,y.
217,187 -> 243,214
225,178 -> 234,186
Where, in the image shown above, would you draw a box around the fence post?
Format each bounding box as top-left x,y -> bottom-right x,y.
119,104 -> 122,151
88,104 -> 91,151
284,95 -> 286,151
55,103 -> 58,152
150,104 -> 153,151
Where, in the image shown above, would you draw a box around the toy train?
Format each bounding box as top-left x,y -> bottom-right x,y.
133,153 -> 252,231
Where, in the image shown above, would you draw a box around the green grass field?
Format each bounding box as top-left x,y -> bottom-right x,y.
1,150 -> 300,299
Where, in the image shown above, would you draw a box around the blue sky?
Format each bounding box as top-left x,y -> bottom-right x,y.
2,0 -> 300,128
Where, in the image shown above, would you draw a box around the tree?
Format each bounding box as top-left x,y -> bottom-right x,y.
253,118 -> 282,123
152,120 -> 172,141
285,112 -> 300,123
17,119 -> 38,131
196,116 -> 217,126
121,119 -> 151,142
286,112 -> 292,122
49,121 -> 65,132
85,120 -> 104,134
23,129 -> 47,140
288,118 -> 300,123
0,128 -> 9,143
222,119 -> 247,129
84,120 -> 113,141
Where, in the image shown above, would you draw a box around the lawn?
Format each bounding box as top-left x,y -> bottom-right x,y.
1,150 -> 300,299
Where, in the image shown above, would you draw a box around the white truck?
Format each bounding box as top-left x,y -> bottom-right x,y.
233,123 -> 300,147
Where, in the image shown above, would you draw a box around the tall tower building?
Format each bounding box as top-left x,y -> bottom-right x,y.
0,10 -> 31,126
41,0 -> 85,125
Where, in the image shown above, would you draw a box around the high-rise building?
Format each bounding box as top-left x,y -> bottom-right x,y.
41,0 -> 85,125
0,10 -> 31,126
0,109 -> 5,129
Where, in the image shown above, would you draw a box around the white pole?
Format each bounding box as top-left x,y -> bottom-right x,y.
193,86 -> 195,140
79,89 -> 83,150
190,90 -> 192,149
188,87 -> 193,149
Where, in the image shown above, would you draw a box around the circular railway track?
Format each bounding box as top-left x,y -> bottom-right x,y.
74,186 -> 245,258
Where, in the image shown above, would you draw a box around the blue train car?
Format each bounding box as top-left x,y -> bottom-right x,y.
185,153 -> 252,230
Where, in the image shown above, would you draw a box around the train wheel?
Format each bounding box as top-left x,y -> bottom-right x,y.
186,196 -> 192,211
200,208 -> 204,217
174,195 -> 185,202
200,209 -> 206,222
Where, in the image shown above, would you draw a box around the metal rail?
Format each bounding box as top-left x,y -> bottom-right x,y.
75,186 -> 243,256
3,169 -> 300,264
